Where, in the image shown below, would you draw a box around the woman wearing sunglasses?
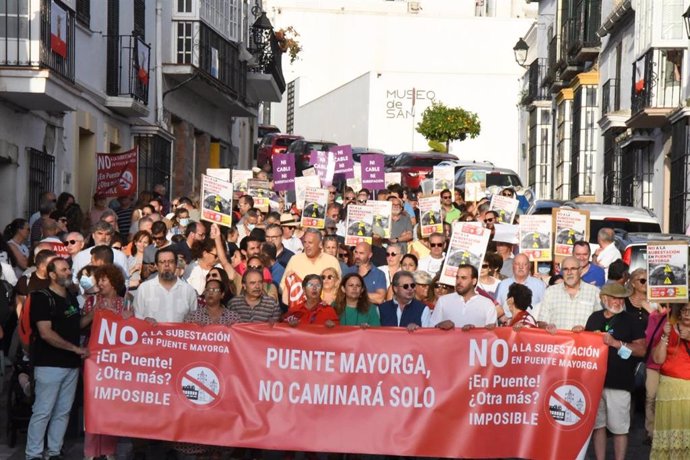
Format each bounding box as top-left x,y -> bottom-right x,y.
333,273 -> 380,326
321,267 -> 340,305
378,243 -> 403,289
625,268 -> 652,328
285,274 -> 339,327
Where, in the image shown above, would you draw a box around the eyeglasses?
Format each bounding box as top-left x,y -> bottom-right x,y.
387,252 -> 398,257
329,191 -> 336,195
157,259 -> 176,265
338,253 -> 348,258
111,245 -> 122,250
208,251 -> 218,257
323,274 -> 337,280
501,192 -> 513,197
358,200 -> 367,204
152,235 -> 166,242
345,196 -> 355,201
205,287 -> 222,293
248,264 -> 262,270
306,282 -> 322,289
680,309 -> 690,315
441,195 -> 451,199
430,243 -> 444,248
64,239 -> 83,246
266,234 -> 282,239
434,284 -> 446,289
58,217 -> 68,222
636,279 -> 647,284
481,264 -> 489,268
397,283 -> 416,290
561,267 -> 579,272
484,218 -> 495,223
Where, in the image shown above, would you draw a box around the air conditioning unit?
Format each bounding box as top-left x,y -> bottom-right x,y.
408,1 -> 421,13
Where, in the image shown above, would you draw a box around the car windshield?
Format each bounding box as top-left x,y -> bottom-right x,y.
486,173 -> 521,187
589,220 -> 662,244
275,138 -> 296,147
395,156 -> 447,167
307,142 -> 336,151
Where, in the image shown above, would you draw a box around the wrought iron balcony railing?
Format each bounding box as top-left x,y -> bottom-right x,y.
523,58 -> 549,105
106,35 -> 150,104
602,78 -> 620,115
631,48 -> 683,115
1,0 -> 75,82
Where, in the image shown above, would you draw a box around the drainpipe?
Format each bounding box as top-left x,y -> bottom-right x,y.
156,0 -> 164,127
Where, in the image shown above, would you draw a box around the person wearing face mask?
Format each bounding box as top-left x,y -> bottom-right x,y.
168,207 -> 191,239
585,283 -> 646,460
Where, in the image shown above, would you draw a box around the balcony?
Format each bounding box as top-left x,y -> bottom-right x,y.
521,58 -> 549,106
567,0 -> 601,62
247,33 -> 286,104
0,0 -> 76,111
543,34 -> 563,91
163,20 -> 253,116
600,77 -> 628,132
627,48 -> 683,129
105,35 -> 150,117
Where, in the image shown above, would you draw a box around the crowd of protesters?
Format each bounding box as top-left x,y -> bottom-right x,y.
0,178 -> 688,460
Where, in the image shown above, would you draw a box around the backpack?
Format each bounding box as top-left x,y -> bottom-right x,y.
18,289 -> 56,352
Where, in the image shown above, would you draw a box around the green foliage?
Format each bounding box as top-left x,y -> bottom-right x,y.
416,101 -> 481,151
427,140 -> 447,152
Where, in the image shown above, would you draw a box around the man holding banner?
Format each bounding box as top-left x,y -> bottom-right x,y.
431,265 -> 496,329
378,271 -> 431,329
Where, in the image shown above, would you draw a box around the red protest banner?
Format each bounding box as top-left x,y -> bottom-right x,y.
96,147 -> 138,198
85,311 -> 607,459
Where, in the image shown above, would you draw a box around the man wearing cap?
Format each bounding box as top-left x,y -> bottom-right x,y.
538,256 -> 600,332
346,242 -> 387,305
494,253 -> 546,321
431,265 -> 497,329
413,271 -> 433,305
379,270 -> 431,329
280,213 -> 304,254
585,283 -> 646,460
280,229 -> 340,304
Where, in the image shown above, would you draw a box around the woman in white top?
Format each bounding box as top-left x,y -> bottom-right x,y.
127,230 -> 151,289
3,218 -> 30,277
183,239 -> 222,295
477,251 -> 502,295
378,243 -> 403,289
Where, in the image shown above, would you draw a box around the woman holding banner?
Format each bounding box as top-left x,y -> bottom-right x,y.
651,304 -> 690,459
333,273 -> 380,326
286,274 -> 339,327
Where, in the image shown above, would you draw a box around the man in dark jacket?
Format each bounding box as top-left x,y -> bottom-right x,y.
378,270 -> 431,330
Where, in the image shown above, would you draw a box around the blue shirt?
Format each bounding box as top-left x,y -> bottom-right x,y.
581,264 -> 605,288
495,276 -> 546,318
346,265 -> 387,299
270,263 -> 285,290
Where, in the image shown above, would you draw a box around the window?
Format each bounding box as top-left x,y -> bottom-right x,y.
177,22 -> 193,64
178,0 -> 192,13
0,0 -> 30,40
602,131 -> 622,205
27,148 -> 55,216
661,0 -> 683,40
136,135 -> 171,195
669,119 -> 690,233
570,85 -> 597,197
200,0 -> 240,42
76,0 -> 90,28
134,0 -> 145,38
620,143 -> 654,210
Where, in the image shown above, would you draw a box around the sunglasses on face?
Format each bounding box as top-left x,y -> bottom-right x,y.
636,279 -> 647,284
482,264 -> 489,269
434,284 -> 446,289
205,287 -> 222,293
441,195 -> 451,199
430,243 -> 444,248
64,239 -> 82,246
248,264 -> 262,270
485,218 -> 495,223
397,283 -> 416,290
387,252 -> 398,257
152,235 -> 166,241
338,253 -> 348,258
323,274 -> 337,280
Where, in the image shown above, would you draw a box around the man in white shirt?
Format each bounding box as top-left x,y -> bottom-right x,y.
280,214 -> 304,254
593,228 -> 622,276
71,221 -> 128,282
431,265 -> 497,329
418,232 -> 446,277
134,247 -> 197,324
494,253 -> 546,321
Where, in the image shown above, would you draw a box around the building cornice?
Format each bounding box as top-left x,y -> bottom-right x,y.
556,88 -> 574,104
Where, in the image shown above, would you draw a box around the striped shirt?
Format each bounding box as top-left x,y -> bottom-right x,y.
227,294 -> 281,323
538,282 -> 601,331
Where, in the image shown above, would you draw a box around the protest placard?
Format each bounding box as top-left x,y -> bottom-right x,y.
519,215 -> 553,262
200,174 -> 233,227
360,154 -> 385,190
247,179 -> 271,213
301,187 -> 329,229
232,169 -> 253,193
553,209 -> 590,259
440,223 -> 490,285
370,200 -> 392,239
419,196 -> 443,237
272,153 -> 296,191
464,170 -> 486,202
433,166 -> 455,194
332,145 -> 354,179
295,175 -> 321,210
311,150 -> 336,187
647,241 -> 689,302
86,311 -> 607,460
490,195 -> 519,224
96,147 -> 138,198
205,168 -> 231,182
345,204 -> 373,246
347,164 -> 362,192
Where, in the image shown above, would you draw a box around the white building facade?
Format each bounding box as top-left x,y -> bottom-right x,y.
0,0 -> 284,228
264,0 -> 537,172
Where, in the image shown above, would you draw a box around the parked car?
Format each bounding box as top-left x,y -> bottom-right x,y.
618,232 -> 690,273
254,125 -> 281,160
527,201 -> 662,251
387,152 -> 459,190
288,139 -> 338,174
256,133 -> 303,169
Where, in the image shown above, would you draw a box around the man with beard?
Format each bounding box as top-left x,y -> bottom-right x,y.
585,283 -> 645,460
25,258 -> 89,460
538,256 -> 600,332
431,265 -> 497,329
133,247 -> 197,324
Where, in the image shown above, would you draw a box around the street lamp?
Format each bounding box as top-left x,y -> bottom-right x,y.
683,5 -> 690,39
513,37 -> 529,67
250,11 -> 274,54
